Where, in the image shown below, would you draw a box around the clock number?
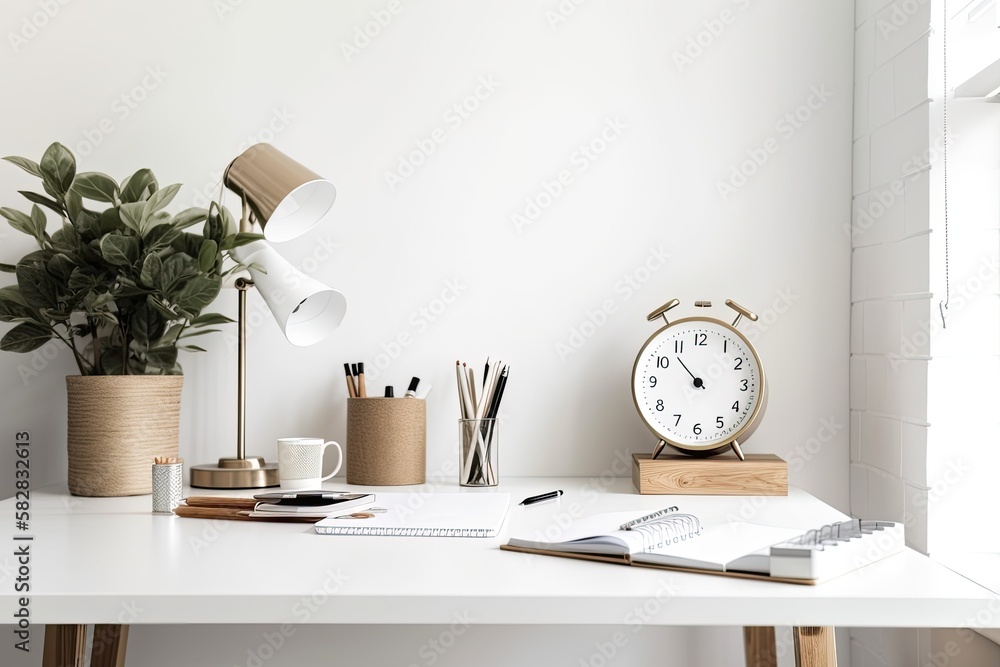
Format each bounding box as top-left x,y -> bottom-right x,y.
673,414 -> 681,426
674,340 -> 683,354
715,416 -> 724,429
655,400 -> 664,412
694,333 -> 707,346
732,401 -> 739,412
656,356 -> 669,369
693,423 -> 702,435
649,376 -> 657,387
740,379 -> 748,391
734,358 -> 743,371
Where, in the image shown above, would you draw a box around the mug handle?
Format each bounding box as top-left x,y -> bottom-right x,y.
319,441 -> 343,481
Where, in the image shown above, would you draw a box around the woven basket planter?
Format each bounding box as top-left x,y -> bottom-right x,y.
66,375 -> 183,497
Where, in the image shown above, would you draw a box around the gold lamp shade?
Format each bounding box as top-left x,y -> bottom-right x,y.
224,143 -> 337,242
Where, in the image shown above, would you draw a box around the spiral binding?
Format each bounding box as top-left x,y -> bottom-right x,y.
318,526 -> 495,537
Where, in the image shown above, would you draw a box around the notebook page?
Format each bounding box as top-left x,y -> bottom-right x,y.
635,522 -> 803,570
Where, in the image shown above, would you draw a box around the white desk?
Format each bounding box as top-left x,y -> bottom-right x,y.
1,478 -> 995,667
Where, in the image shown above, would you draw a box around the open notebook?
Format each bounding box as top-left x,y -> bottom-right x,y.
503,509 -> 904,584
315,493 -> 510,537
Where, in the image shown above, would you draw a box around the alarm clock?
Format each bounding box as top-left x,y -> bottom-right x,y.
631,299 -> 767,461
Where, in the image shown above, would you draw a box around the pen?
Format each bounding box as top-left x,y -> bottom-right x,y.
405,377 -> 420,398
384,386 -> 394,398
344,363 -> 357,398
519,490 -> 563,506
357,362 -> 367,398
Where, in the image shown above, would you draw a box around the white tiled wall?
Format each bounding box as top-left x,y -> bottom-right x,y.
850,0 -> 1000,664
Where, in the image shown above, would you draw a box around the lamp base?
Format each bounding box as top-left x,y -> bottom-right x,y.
189,456 -> 280,489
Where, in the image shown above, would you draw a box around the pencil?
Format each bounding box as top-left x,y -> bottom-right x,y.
357,362 -> 367,398
344,363 -> 357,398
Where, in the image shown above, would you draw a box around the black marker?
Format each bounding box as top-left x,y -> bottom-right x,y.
405,377 -> 420,398
519,490 -> 563,506
384,386 -> 394,398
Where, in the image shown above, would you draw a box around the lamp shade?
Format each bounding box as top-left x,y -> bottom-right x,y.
224,144 -> 337,243
233,241 -> 347,346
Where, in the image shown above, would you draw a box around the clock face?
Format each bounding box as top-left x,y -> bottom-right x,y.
631,317 -> 763,451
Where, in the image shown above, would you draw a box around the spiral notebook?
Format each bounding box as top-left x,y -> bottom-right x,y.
314,492 -> 510,537
502,508 -> 904,584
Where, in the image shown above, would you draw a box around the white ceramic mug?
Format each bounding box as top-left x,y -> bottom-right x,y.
277,438 -> 343,490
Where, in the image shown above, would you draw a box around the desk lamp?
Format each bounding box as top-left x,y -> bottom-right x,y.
189,144 -> 347,488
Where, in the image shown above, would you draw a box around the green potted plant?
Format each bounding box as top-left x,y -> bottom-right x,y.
0,142 -> 259,496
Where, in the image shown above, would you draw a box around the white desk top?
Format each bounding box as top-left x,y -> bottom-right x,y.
1,478 -> 994,627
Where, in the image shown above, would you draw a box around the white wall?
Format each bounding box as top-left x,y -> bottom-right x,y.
0,1 -> 853,665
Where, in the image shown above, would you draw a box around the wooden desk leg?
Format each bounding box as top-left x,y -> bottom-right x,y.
91,624 -> 129,667
743,626 -> 777,667
43,624 -> 86,667
793,626 -> 837,667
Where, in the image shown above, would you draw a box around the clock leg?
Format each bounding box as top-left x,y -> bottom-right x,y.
651,439 -> 667,460
731,440 -> 746,461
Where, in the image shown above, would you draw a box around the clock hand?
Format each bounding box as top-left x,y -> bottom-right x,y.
675,356 -> 705,389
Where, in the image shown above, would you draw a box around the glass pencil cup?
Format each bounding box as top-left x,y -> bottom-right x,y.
459,418 -> 498,487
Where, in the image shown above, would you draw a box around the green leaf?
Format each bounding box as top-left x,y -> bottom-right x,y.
146,294 -> 178,320
99,234 -> 140,266
1,322 -> 53,353
52,222 -> 83,254
0,285 -> 28,308
143,222 -> 180,250
118,202 -> 145,232
0,207 -> 36,238
18,191 -> 63,217
46,253 -> 75,282
29,205 -> 47,240
143,183 -> 181,217
0,263 -> 16,273
71,172 -> 119,203
178,328 -> 219,338
3,155 -> 43,178
131,302 -> 165,346
171,207 -> 209,231
144,210 -> 171,233
145,346 -> 178,369
15,262 -> 58,311
81,290 -> 114,313
139,253 -> 162,288
198,240 -> 218,273
160,253 -> 199,292
219,205 -> 237,237
174,276 -> 220,312
190,312 -> 234,326
100,347 -> 125,375
0,286 -> 34,322
39,142 -> 76,196
119,168 -> 157,204
178,345 -> 207,353
64,188 -> 83,223
220,232 -> 265,250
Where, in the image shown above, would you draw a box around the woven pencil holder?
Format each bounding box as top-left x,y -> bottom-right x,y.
346,398 -> 426,485
66,375 -> 183,497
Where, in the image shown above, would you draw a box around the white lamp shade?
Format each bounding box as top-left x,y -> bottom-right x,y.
234,241 -> 347,346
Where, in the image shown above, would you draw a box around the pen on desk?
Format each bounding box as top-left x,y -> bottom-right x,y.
357,362 -> 367,398
384,385 -> 394,398
519,490 -> 563,506
344,363 -> 357,398
405,377 -> 420,398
